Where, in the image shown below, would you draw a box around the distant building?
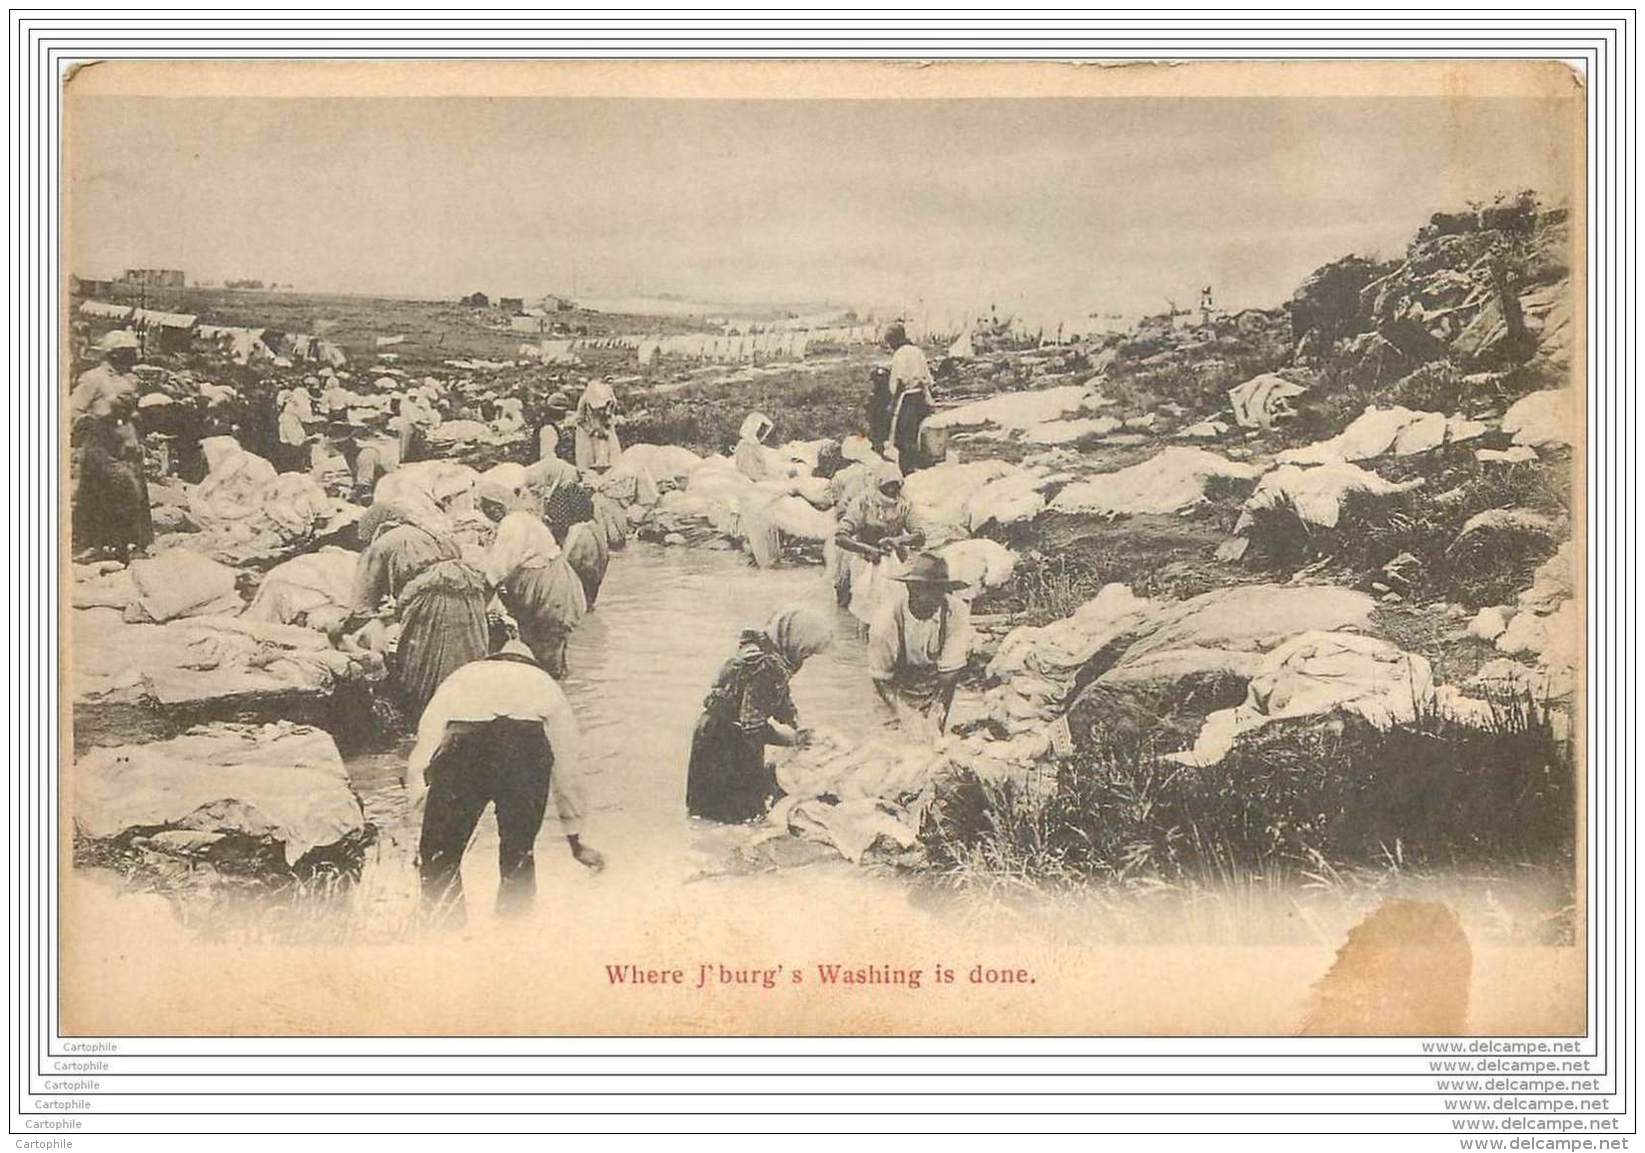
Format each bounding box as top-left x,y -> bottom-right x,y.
71,274 -> 121,297
122,268 -> 186,289
499,297 -> 525,314
461,291 -> 490,308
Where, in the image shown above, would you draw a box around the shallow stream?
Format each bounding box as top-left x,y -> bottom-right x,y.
345,542 -> 887,890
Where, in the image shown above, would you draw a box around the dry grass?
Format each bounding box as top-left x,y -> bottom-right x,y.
923,692 -> 1573,906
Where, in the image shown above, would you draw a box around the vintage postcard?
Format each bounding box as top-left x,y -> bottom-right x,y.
60,59 -> 1585,1036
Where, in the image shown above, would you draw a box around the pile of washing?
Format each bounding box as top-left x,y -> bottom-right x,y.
734,581 -> 1437,871
616,432 -> 1032,567
148,436 -> 363,568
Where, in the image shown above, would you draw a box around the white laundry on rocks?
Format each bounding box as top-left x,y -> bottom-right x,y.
1050,447 -> 1261,517
1164,631 -> 1435,768
1238,462 -> 1424,530
1277,405 -> 1484,466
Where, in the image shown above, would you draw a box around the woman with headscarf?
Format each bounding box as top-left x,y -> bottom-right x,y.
832,460 -> 923,621
522,443 -> 605,607
352,502 -> 489,717
276,386 -> 316,472
733,411 -> 776,482
395,388 -> 439,466
477,479 -> 588,678
686,604 -> 835,824
572,378 -> 622,471
71,332 -> 153,560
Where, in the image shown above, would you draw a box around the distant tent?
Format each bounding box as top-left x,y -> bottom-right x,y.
79,300 -> 132,321
131,307 -> 198,353
131,307 -> 197,331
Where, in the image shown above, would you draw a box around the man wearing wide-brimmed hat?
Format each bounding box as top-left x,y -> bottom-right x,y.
867,550 -> 975,734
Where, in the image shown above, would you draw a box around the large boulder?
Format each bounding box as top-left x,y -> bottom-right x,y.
73,722 -> 369,876
1291,255 -> 1392,346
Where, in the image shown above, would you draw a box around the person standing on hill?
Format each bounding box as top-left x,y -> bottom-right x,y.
883,322 -> 936,474
572,378 -> 622,471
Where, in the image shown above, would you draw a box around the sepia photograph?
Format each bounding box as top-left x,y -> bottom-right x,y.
60,59 -> 1585,1036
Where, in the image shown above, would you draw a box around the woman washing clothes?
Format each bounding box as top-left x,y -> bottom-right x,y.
686,604 -> 835,824
477,479 -> 588,678
572,378 -> 622,471
351,504 -> 490,717
522,432 -> 606,608
832,460 -> 923,621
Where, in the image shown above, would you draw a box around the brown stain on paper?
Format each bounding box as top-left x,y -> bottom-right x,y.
1301,900 -> 1472,1036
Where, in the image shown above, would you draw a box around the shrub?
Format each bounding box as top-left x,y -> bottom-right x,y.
923,691 -> 1572,892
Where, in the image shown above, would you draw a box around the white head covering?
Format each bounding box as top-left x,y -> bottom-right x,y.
739,412 -> 775,444
763,603 -> 835,669
581,379 -> 616,410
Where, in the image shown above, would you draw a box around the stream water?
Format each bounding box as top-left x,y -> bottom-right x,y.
345,542 -> 888,891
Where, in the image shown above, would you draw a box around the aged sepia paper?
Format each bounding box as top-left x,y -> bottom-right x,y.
60,58 -> 1585,1036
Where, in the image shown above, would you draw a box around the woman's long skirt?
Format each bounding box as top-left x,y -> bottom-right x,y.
685,712 -> 777,824
396,580 -> 489,717
561,521 -> 610,609
502,560 -> 588,678
73,437 -> 153,556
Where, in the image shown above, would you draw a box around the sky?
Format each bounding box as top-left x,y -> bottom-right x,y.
68,94 -> 1577,329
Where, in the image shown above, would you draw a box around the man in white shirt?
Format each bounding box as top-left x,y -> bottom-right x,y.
867,552 -> 975,734
406,641 -> 605,923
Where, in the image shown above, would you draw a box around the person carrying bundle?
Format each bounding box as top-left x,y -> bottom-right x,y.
572,378 -> 622,471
